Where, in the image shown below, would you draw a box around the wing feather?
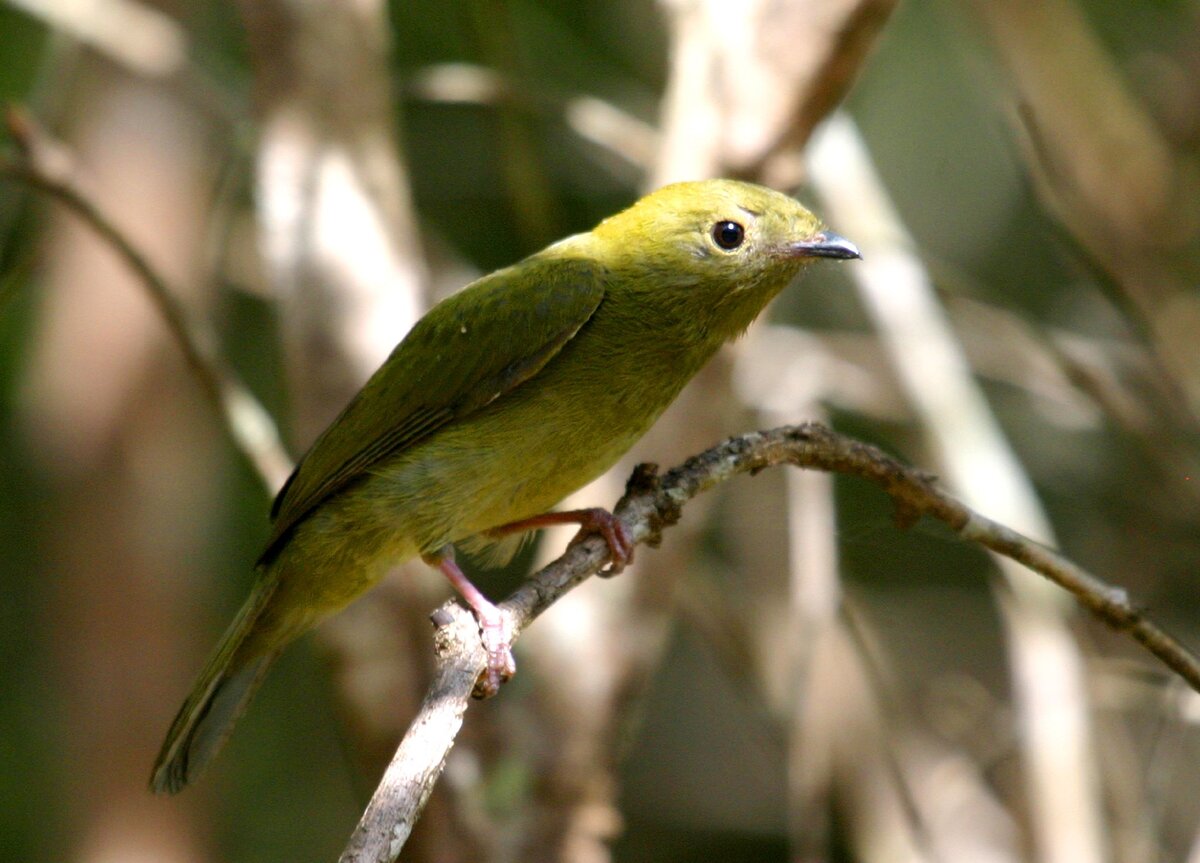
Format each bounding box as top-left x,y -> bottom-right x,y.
260,255 -> 606,561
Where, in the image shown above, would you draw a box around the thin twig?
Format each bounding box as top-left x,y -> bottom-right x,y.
340,422 -> 1200,863
0,146 -> 292,493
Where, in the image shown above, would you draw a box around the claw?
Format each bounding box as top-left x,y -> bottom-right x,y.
474,613 -> 516,698
568,508 -> 634,575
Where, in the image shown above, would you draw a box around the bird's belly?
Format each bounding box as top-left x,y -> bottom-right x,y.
393,411 -> 647,544
366,370 -> 676,552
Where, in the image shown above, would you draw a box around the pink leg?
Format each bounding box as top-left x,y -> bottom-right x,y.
424,546 -> 515,697
487,507 -> 635,574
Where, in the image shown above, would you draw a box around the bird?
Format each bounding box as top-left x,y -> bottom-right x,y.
150,178 -> 860,793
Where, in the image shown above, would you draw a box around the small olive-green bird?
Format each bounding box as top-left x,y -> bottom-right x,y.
150,179 -> 859,793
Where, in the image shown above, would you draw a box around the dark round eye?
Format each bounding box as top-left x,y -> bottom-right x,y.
712,220 -> 745,250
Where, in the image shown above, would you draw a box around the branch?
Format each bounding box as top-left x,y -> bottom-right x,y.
1,110 -> 292,493
340,422 -> 1200,863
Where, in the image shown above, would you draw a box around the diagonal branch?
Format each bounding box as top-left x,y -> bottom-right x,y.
340,422 -> 1200,863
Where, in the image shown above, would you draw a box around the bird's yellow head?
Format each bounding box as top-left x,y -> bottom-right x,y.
588,178 -> 859,337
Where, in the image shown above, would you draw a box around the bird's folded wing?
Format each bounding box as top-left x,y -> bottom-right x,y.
260,256 -> 607,561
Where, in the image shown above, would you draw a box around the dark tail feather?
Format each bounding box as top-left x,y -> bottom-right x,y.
150,579 -> 279,794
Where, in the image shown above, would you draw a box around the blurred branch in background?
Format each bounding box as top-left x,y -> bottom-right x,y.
236,0 -> 427,428
938,292 -> 1200,510
4,0 -> 186,78
0,109 -> 292,493
652,0 -> 896,187
967,0 -> 1200,427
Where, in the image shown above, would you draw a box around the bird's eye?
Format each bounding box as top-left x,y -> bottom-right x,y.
712,220 -> 745,250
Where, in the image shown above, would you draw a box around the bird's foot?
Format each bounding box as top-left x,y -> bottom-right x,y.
488,507 -> 635,575
426,546 -> 516,698
563,507 -> 634,575
472,603 -> 516,699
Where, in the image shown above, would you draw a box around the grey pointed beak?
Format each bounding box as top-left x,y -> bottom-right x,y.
789,231 -> 861,260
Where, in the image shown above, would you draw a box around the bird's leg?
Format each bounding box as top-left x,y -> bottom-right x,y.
486,507 -> 634,575
424,545 -> 515,698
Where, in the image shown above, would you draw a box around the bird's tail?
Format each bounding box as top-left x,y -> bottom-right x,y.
150,577 -> 281,794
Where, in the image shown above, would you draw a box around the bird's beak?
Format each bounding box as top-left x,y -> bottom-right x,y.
788,231 -> 861,260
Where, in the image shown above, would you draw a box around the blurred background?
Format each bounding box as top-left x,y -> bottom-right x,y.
1,1 -> 1199,861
